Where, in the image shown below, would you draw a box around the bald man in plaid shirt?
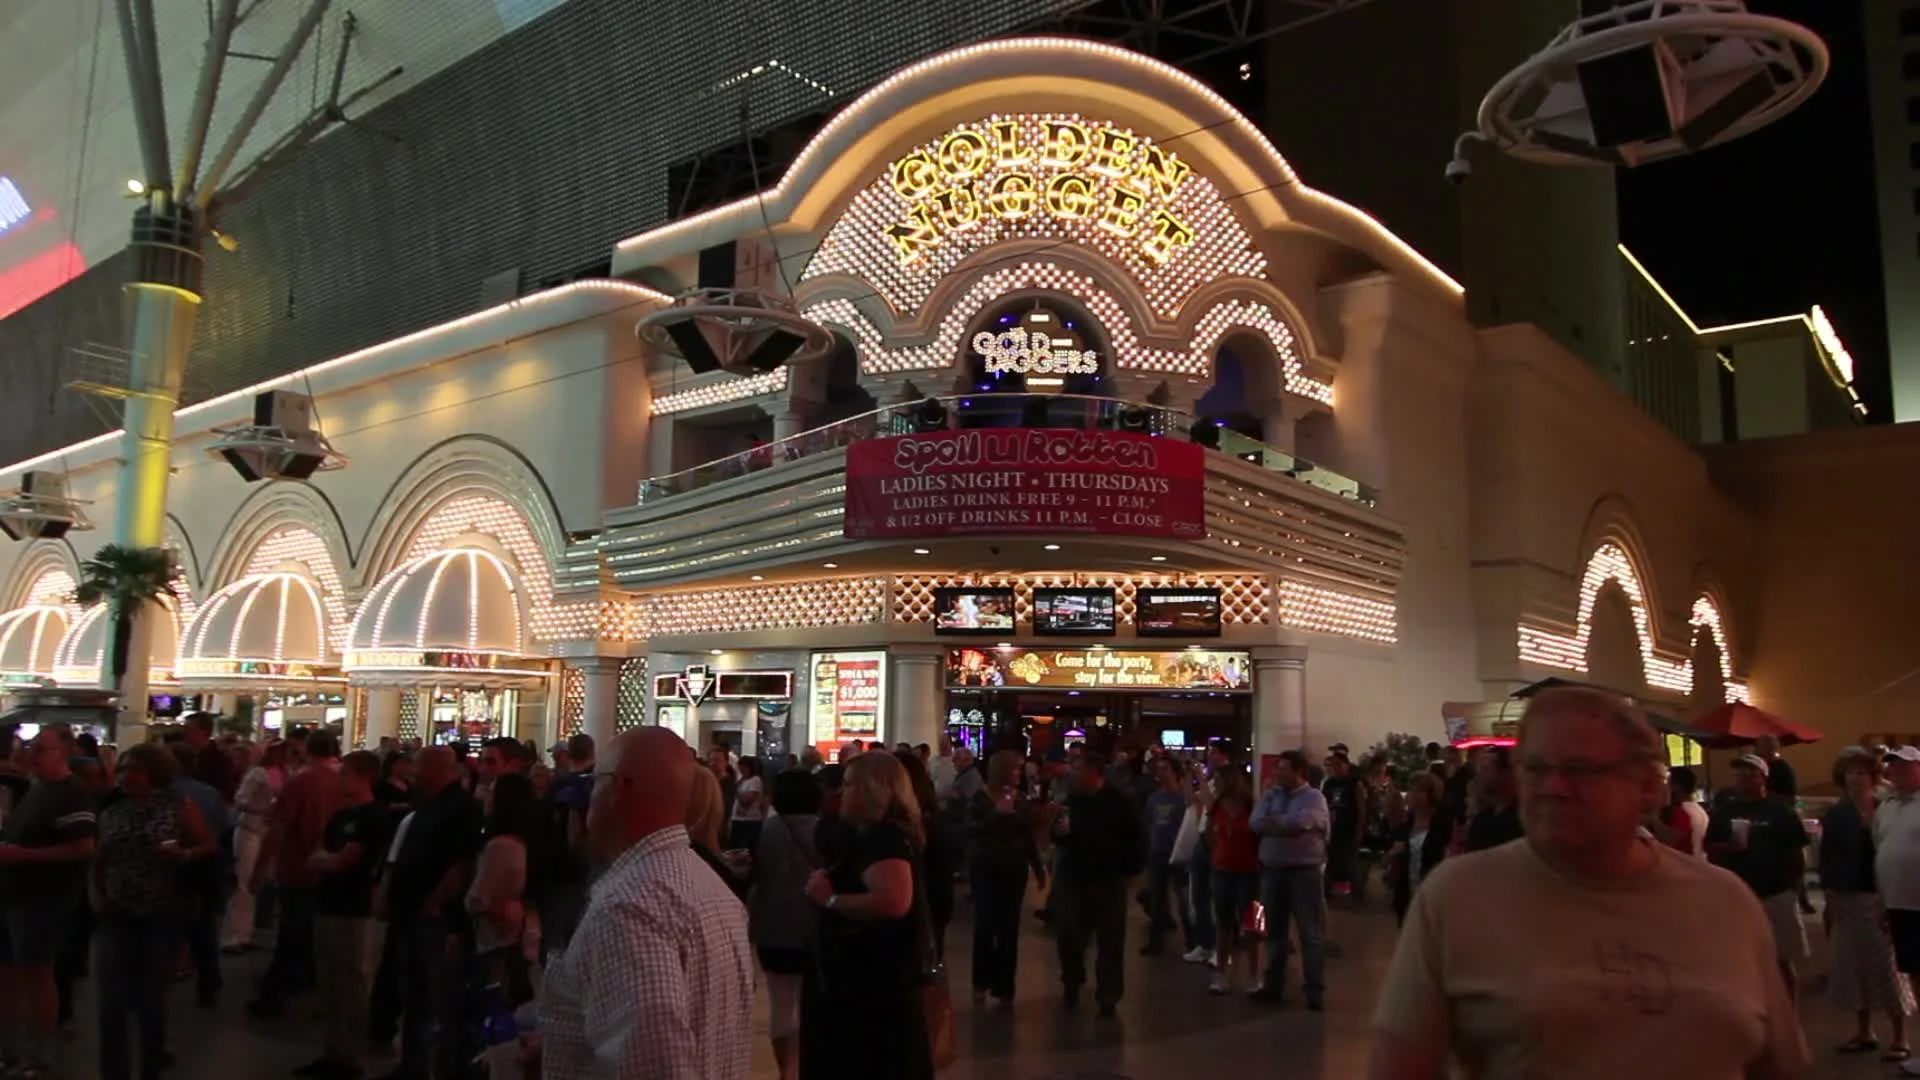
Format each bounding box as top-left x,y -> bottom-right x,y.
539,727 -> 754,1079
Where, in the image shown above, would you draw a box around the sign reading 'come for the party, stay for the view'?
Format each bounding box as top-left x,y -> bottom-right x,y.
843,428 -> 1206,540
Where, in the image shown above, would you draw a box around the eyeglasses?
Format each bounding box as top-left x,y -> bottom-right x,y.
1520,758 -> 1640,784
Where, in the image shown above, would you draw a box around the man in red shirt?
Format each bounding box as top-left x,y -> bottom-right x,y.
248,729 -> 343,1017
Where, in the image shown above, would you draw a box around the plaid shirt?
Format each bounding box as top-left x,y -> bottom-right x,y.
539,825 -> 754,1080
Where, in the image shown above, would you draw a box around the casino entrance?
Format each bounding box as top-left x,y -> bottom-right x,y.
944,686 -> 1251,759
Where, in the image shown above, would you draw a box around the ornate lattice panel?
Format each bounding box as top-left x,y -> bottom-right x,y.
398,692 -> 420,741
560,666 -> 586,737
597,597 -> 648,643
643,577 -> 890,636
617,657 -> 649,731
1274,580 -> 1396,645
801,113 -> 1267,320
892,573 -> 1270,626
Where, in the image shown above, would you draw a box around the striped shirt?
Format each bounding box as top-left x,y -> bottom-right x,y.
539,825 -> 754,1080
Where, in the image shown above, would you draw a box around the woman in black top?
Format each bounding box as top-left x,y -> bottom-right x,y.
894,749 -> 954,960
800,751 -> 933,1080
1820,750 -> 1913,1058
966,749 -> 1045,1004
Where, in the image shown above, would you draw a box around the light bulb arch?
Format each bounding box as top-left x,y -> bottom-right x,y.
1516,541 -> 1750,702
0,604 -> 69,679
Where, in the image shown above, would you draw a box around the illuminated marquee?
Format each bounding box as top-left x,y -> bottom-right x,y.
886,118 -> 1196,267
972,328 -> 1098,375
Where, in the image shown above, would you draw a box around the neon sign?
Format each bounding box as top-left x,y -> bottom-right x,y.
0,179 -> 29,236
885,118 -> 1196,267
972,328 -> 1098,376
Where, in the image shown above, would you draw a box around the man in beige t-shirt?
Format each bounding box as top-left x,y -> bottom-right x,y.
1369,686 -> 1810,1080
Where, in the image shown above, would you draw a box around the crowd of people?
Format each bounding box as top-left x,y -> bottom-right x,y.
0,696 -> 1910,1079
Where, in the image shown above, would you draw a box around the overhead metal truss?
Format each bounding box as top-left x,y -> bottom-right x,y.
1028,0 -> 1378,67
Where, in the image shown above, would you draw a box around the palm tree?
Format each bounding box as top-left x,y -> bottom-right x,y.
74,544 -> 179,708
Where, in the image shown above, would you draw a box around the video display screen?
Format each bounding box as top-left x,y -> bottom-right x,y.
933,587 -> 1016,634
1135,587 -> 1223,637
1031,587 -> 1117,636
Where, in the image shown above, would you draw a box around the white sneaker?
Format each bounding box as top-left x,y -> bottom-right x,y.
1208,970 -> 1230,995
1182,946 -> 1211,964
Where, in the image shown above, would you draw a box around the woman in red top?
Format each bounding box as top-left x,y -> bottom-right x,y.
1208,771 -> 1260,995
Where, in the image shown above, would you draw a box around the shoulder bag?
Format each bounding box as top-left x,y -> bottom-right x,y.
908,834 -> 957,1072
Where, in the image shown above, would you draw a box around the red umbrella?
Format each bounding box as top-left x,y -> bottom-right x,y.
1689,702 -> 1822,749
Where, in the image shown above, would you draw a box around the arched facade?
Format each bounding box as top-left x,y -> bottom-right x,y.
1518,529 -> 1752,705
357,437 -> 594,647
2,541 -> 78,612
207,481 -> 356,651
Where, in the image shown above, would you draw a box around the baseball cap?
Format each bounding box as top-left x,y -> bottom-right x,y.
1328,742 -> 1350,756
1733,753 -> 1770,775
1888,745 -> 1920,764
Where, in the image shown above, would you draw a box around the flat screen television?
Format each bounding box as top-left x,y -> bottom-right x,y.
1135,587 -> 1224,637
933,587 -> 1017,634
1031,587 -> 1118,635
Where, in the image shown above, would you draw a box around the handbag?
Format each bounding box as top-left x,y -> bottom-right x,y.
909,839 -> 957,1072
1240,900 -> 1267,939
1169,804 -> 1202,865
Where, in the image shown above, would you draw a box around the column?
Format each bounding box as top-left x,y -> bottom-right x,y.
888,650 -> 945,750
363,689 -> 402,749
208,693 -> 237,716
1252,646 -> 1309,780
575,658 -> 622,750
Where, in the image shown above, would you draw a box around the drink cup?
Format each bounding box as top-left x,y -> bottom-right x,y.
1730,819 -> 1752,848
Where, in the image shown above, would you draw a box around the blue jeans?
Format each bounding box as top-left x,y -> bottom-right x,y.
95,913 -> 182,1080
1186,843 -> 1215,950
1259,864 -> 1327,996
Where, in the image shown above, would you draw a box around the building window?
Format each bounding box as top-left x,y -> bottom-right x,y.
1909,96 -> 1920,124
1909,142 -> 1920,170
1904,8 -> 1920,36
1907,52 -> 1920,80
1913,187 -> 1920,215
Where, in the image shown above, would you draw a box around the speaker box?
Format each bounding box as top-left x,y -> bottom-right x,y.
697,242 -> 738,289
219,449 -> 263,484
664,320 -> 723,374
1678,66 -> 1775,149
1577,45 -> 1675,147
742,328 -> 805,372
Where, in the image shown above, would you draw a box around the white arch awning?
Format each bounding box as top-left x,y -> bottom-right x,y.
53,602 -> 181,687
176,571 -> 340,690
343,548 -> 545,688
0,605 -> 69,684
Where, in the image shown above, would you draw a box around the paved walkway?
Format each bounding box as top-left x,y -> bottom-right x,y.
45,892 -> 1905,1079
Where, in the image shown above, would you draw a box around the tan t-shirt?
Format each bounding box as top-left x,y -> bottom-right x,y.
1374,839 -> 1810,1080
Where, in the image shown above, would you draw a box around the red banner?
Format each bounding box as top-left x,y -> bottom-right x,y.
843,428 -> 1206,540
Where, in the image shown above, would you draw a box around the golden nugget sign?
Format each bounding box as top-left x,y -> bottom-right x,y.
886,117 -> 1196,267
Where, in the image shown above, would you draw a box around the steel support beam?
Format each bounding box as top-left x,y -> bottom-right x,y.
114,0 -> 172,190
177,0 -> 244,197
196,0 -> 334,208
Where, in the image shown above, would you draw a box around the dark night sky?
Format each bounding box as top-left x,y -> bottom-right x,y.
1616,0 -> 1888,418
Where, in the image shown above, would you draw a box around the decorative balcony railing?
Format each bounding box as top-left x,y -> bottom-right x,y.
638,394 -> 1377,506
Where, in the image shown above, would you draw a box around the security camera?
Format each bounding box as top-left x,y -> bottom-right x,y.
1444,156 -> 1471,186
